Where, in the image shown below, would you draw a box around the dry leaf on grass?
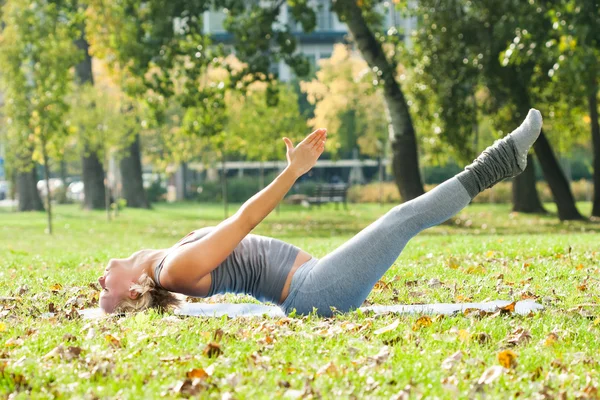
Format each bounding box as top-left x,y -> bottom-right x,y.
498,349 -> 518,369
543,332 -> 559,347
441,351 -> 463,370
478,366 -> 506,385
186,368 -> 210,380
105,334 -> 121,348
374,319 -> 399,336
412,316 -> 432,331
203,342 -> 222,358
505,327 -> 532,347
316,361 -> 338,376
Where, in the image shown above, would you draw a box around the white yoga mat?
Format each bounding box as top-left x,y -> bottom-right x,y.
78,300 -> 543,319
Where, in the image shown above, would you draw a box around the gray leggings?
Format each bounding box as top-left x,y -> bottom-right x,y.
280,177 -> 472,317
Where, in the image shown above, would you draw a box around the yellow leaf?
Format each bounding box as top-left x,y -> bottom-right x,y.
447,257 -> 460,269
497,349 -> 518,369
50,283 -> 63,292
544,332 -> 559,347
0,322 -> 5,332
457,329 -> 471,343
412,316 -> 432,331
465,265 -> 486,275
485,251 -> 495,258
593,317 -> 600,326
576,264 -> 584,271
105,334 -> 121,348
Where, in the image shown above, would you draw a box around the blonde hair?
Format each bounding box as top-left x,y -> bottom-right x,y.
114,273 -> 183,313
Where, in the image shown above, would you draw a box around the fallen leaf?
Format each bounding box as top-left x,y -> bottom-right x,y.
498,349 -> 518,369
374,319 -> 399,335
105,334 -> 121,348
478,366 -> 506,385
447,257 -> 460,269
186,368 -> 209,380
428,278 -> 442,288
465,265 -> 486,275
316,361 -> 338,376
50,283 -> 63,292
498,302 -> 516,314
367,346 -> 390,365
373,280 -> 390,291
412,316 -> 432,331
577,283 -> 588,291
4,337 -> 23,348
576,264 -> 585,271
544,332 -> 559,347
485,250 -> 495,258
0,323 -> 5,332
473,332 -> 491,344
172,378 -> 206,396
203,342 -> 222,358
441,351 -> 463,370
457,329 -> 471,343
506,327 -> 532,347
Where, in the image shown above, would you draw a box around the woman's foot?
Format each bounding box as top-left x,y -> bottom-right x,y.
457,109 -> 543,198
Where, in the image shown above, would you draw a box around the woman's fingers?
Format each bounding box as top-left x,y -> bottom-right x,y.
305,128 -> 327,145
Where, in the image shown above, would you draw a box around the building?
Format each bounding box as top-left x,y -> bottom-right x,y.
202,0 -> 417,81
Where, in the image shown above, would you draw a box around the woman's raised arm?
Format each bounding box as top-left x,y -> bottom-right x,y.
160,128 -> 327,289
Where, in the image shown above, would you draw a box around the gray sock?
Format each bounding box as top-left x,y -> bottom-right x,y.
457,108 -> 543,198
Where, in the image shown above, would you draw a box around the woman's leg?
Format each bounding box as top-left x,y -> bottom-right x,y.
283,109 -> 543,316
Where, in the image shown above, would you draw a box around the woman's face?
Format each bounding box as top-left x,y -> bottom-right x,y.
98,258 -> 136,313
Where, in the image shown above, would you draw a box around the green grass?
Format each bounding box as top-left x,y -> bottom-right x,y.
1,202 -> 599,398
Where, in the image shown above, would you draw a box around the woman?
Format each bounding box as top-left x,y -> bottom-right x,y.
98,109 -> 543,317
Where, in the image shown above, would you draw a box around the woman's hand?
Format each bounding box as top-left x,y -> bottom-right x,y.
283,128 -> 327,177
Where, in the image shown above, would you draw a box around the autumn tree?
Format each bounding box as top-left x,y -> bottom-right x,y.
301,44 -> 387,160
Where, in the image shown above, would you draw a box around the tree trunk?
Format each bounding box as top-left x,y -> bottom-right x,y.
332,0 -> 425,201
41,143 -> 53,234
75,30 -> 107,210
588,87 -> 600,217
17,162 -> 44,211
512,155 -> 546,213
534,130 -> 583,220
82,147 -> 106,210
119,134 -> 150,209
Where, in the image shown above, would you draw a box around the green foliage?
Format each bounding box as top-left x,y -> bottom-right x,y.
0,0 -> 78,169
228,82 -> 307,162
66,84 -> 138,161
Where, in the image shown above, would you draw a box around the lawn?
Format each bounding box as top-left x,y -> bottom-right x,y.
1,201 -> 599,398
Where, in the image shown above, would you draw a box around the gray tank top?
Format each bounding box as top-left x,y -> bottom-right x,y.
154,227 -> 300,304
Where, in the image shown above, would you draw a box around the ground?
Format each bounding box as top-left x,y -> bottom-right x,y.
1,202 -> 599,399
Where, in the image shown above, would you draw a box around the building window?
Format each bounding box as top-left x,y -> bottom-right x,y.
315,0 -> 332,31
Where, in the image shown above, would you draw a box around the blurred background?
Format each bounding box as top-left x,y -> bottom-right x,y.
0,0 -> 598,232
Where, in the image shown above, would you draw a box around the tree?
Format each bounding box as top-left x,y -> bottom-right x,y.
67,84 -> 135,220
330,0 -> 424,200
0,0 -> 78,232
301,44 -> 387,160
74,19 -> 108,211
530,0 -> 600,217
229,81 -> 307,189
406,0 -> 582,220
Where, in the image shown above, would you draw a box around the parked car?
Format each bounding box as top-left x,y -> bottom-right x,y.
67,181 -> 84,202
37,178 -> 64,198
